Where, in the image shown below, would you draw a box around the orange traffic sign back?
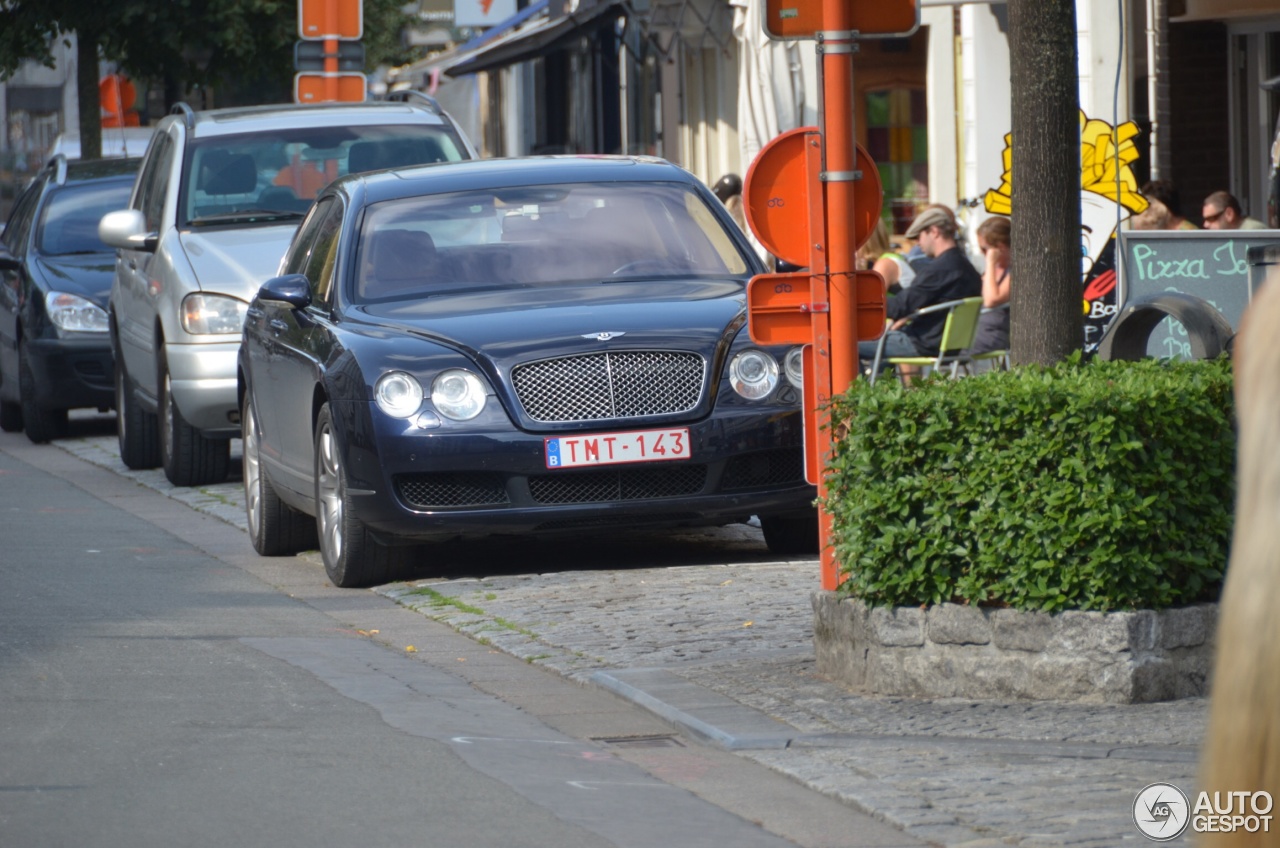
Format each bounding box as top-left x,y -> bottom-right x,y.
295,72 -> 366,103
764,0 -> 918,40
299,0 -> 363,39
744,128 -> 884,268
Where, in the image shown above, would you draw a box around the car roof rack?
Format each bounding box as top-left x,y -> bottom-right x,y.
170,102 -> 197,129
385,89 -> 444,116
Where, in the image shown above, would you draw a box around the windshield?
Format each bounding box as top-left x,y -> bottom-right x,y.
37,179 -> 135,256
179,124 -> 468,227
353,181 -> 751,302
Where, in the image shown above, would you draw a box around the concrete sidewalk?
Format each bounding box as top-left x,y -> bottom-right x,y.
52,420 -> 1206,847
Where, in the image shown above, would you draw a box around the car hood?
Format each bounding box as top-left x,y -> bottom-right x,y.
34,253 -> 117,309
351,280 -> 747,363
178,225 -> 298,300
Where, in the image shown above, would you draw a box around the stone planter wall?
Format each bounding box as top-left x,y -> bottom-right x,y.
812,592 -> 1217,704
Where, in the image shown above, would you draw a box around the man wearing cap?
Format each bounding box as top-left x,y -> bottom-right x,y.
858,206 -> 982,371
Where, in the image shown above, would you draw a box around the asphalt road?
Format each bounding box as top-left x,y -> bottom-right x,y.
0,422 -> 915,848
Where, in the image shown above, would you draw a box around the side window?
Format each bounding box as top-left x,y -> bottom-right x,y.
281,197 -> 334,276
304,200 -> 343,304
137,132 -> 175,233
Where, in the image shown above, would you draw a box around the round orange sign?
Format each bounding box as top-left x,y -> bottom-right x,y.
744,128 -> 884,267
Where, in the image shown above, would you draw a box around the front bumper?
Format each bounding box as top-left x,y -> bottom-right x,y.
164,340 -> 241,437
25,336 -> 114,412
336,400 -> 816,542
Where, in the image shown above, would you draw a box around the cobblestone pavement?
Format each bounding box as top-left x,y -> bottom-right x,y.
54,419 -> 1208,848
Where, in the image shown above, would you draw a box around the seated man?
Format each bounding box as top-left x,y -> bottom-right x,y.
1202,190 -> 1267,230
858,206 -> 982,372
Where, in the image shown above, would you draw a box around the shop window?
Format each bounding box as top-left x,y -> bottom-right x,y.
865,87 -> 927,235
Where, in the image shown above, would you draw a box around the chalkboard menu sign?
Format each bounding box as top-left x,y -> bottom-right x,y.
1118,230 -> 1280,358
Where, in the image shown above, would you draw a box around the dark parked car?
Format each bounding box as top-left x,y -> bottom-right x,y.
238,156 -> 818,587
0,155 -> 139,441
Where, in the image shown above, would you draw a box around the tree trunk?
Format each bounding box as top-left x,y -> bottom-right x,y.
76,30 -> 102,161
1007,0 -> 1081,367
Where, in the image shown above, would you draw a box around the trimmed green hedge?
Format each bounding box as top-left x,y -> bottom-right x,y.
824,355 -> 1235,612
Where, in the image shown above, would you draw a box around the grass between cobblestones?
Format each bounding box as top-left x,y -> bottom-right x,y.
404,585 -> 536,638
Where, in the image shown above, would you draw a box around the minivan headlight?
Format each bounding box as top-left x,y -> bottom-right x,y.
729,350 -> 779,400
45,291 -> 109,332
431,369 -> 486,420
181,293 -> 248,335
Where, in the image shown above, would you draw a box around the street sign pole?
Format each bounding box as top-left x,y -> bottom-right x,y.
325,0 -> 339,102
745,0 -> 915,590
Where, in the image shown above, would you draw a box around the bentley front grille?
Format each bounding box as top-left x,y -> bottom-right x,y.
512,351 -> 704,423
528,464 -> 708,504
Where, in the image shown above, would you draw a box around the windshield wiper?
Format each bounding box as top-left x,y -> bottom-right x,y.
188,210 -> 306,226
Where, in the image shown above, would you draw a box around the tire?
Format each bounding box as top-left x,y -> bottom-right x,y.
314,403 -> 404,588
19,342 -> 67,443
760,511 -> 820,555
243,392 -> 316,556
115,360 -> 161,469
0,399 -> 22,432
159,357 -> 229,487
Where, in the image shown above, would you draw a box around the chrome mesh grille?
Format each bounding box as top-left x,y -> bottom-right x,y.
396,473 -> 510,508
512,351 -> 704,422
528,464 -> 708,504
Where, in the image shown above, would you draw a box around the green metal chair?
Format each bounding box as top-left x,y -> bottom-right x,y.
868,296 -> 984,386
969,304 -> 1011,372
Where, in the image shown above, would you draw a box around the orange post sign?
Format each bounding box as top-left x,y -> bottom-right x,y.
295,72 -> 366,103
764,0 -> 918,40
299,0 -> 363,38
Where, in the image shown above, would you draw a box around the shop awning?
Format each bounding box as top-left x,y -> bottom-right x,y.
445,0 -> 627,77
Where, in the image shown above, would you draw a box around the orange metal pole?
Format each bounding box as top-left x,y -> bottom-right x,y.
324,0 -> 338,101
816,0 -> 858,590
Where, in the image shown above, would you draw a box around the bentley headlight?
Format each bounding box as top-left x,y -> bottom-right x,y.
45,291 -> 108,332
783,347 -> 804,389
729,350 -> 778,400
431,369 -> 486,421
181,293 -> 248,335
374,371 -> 424,418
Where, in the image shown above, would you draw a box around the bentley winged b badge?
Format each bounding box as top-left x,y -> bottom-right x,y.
582,331 -> 626,341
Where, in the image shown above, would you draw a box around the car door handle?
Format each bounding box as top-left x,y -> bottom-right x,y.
246,306 -> 263,320
269,319 -> 289,332
128,259 -> 137,271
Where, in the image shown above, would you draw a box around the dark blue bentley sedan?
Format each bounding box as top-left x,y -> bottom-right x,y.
238,156 -> 817,587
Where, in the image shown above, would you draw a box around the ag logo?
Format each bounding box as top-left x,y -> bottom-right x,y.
1134,783 -> 1191,841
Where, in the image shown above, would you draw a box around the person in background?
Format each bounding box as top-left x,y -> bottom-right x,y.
1202,190 -> 1267,230
857,219 -> 914,295
857,206 -> 981,372
904,203 -> 961,273
712,173 -> 746,232
1137,179 -> 1197,231
971,216 -> 1010,355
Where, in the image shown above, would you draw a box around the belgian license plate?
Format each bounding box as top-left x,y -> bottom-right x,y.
545,428 -> 690,469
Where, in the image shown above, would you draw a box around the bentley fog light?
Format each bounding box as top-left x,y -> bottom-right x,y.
729,350 -> 778,400
45,292 -> 109,332
783,347 -> 804,389
431,369 -> 486,420
374,371 -> 424,418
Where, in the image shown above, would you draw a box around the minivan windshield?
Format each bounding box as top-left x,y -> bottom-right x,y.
179,124 -> 468,227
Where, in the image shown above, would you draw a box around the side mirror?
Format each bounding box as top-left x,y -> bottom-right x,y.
99,209 -> 157,252
258,274 -> 313,310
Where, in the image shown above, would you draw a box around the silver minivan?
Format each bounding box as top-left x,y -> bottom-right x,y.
100,97 -> 476,486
